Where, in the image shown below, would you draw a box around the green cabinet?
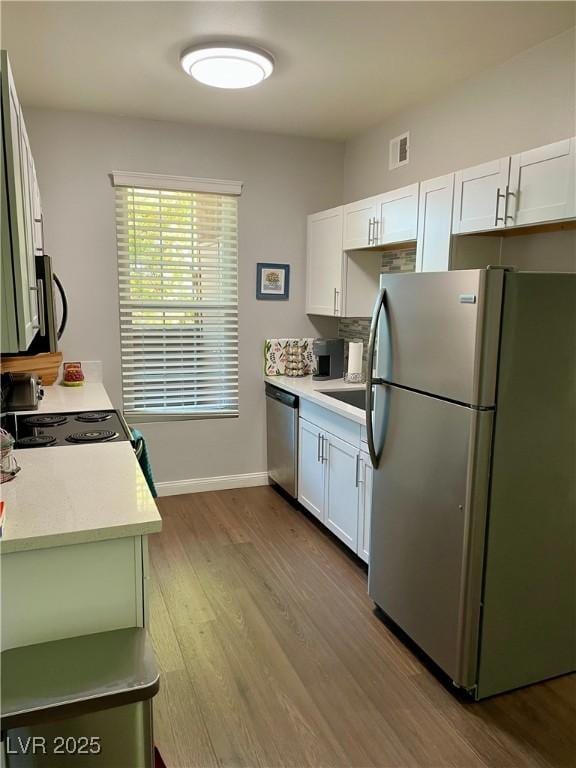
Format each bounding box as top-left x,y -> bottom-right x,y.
1,50 -> 41,353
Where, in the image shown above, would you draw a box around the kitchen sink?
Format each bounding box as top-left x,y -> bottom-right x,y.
319,388 -> 366,410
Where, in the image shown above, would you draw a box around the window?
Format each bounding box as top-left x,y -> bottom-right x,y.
112,172 -> 241,421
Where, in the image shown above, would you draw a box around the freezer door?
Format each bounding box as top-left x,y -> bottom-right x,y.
376,269 -> 503,407
368,384 -> 493,687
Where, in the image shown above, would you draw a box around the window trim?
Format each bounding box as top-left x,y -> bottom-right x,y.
111,171 -> 243,196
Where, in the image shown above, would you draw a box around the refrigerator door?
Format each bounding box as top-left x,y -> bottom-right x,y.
376,269 -> 504,407
476,272 -> 576,698
368,384 -> 493,687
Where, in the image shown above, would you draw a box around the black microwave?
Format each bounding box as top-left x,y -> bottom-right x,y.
27,254 -> 68,354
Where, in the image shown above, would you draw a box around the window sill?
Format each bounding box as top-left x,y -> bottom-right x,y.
124,411 -> 239,425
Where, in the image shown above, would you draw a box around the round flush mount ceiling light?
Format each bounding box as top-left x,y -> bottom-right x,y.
180,44 -> 274,89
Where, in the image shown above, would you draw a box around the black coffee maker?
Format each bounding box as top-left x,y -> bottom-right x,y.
312,339 -> 344,380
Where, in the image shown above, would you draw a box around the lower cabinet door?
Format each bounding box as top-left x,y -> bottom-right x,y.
298,418 -> 325,521
357,451 -> 373,563
324,434 -> 359,550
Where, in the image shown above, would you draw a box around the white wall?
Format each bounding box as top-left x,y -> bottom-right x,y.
343,29 -> 576,201
25,108 -> 343,485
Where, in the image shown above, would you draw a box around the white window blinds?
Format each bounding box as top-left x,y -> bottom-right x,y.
114,182 -> 239,420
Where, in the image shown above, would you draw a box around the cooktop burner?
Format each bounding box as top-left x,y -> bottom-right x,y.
16,434 -> 57,448
23,414 -> 69,427
1,410 -> 132,448
75,412 -> 113,423
66,430 -> 120,444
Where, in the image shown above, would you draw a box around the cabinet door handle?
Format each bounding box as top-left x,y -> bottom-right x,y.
355,454 -> 363,487
322,436 -> 327,463
333,288 -> 340,316
36,279 -> 46,337
494,187 -> 505,226
368,217 -> 373,245
317,432 -> 322,462
373,218 -> 380,246
504,185 -> 516,222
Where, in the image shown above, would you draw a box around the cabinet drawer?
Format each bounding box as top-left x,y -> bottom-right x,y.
300,399 -> 361,447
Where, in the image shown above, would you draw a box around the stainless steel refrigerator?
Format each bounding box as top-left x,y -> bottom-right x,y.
365,268 -> 575,699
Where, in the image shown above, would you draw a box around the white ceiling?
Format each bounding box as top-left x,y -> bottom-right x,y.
2,1 -> 574,141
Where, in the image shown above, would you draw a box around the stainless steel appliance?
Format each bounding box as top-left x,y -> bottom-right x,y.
365,268 -> 575,699
266,383 -> 298,497
27,254 -> 68,354
312,338 -> 344,380
5,373 -> 44,411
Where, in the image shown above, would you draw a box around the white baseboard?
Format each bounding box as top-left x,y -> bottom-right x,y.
156,471 -> 270,497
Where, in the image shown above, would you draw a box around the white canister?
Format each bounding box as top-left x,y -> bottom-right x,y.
347,341 -> 364,376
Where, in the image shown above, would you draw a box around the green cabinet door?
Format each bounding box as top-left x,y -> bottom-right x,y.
1,49 -> 39,353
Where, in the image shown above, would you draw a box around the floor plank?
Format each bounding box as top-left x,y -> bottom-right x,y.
150,487 -> 576,768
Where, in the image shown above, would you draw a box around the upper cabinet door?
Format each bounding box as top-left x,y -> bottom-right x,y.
1,51 -> 38,350
374,183 -> 419,246
30,157 -> 43,254
416,174 -> 454,273
18,118 -> 40,327
452,158 -> 510,234
507,138 -> 576,227
306,206 -> 343,316
343,196 -> 379,250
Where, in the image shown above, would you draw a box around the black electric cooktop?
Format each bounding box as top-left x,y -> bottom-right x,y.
1,410 -> 132,449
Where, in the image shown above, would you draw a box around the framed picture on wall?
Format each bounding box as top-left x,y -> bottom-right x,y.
256,263 -> 290,300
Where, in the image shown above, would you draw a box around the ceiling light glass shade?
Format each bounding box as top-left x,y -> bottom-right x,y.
180,45 -> 274,89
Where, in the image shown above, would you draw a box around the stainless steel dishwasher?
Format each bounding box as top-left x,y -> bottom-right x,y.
265,383 -> 298,497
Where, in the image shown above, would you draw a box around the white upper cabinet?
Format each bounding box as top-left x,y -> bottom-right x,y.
507,138 -> 576,227
306,206 -> 343,316
416,173 -> 454,273
452,158 -> 510,234
452,139 -> 575,235
342,195 -> 379,250
307,137 -> 575,303
374,183 -> 419,246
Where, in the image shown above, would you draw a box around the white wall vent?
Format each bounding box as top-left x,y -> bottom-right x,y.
389,132 -> 410,170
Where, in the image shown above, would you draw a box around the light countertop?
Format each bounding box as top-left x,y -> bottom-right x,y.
1,442 -> 161,554
1,382 -> 161,555
18,382 -> 113,415
264,375 -> 366,425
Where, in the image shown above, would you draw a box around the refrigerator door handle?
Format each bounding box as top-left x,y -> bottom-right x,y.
366,285 -> 387,468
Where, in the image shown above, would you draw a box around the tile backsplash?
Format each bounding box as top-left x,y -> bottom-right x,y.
380,249 -> 416,273
338,318 -> 371,371
338,249 -> 416,373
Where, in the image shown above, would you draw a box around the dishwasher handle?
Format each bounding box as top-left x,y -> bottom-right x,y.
265,383 -> 299,409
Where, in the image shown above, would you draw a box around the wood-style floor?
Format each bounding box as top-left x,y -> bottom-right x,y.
149,487 -> 575,768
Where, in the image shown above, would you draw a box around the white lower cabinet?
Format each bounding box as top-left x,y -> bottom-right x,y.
298,418 -> 325,521
324,434 -> 359,551
298,413 -> 372,562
